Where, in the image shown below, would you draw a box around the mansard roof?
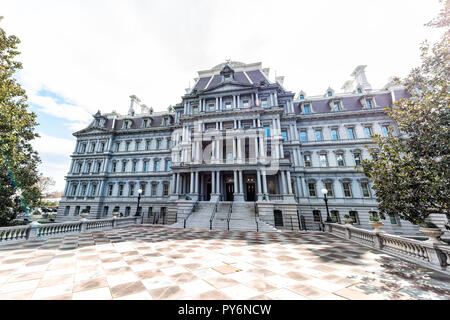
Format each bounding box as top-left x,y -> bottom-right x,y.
192,69 -> 269,92
293,89 -> 410,115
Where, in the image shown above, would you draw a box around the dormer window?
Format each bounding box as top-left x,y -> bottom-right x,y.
300,94 -> 304,100
366,99 -> 373,109
333,101 -> 341,111
303,104 -> 311,114
327,91 -> 332,97
142,119 -> 148,128
123,120 -> 132,129
357,88 -> 362,94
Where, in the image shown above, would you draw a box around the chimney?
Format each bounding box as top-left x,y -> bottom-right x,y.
341,80 -> 354,93
351,65 -> 372,91
128,95 -> 140,116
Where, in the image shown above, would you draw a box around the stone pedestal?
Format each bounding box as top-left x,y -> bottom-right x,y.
210,194 -> 220,202
233,194 -> 245,202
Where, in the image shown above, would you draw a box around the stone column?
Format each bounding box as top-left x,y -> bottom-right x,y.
237,95 -> 240,108
262,170 -> 268,195
211,171 -> 216,194
254,136 -> 259,163
215,97 -> 218,110
190,171 -> 194,194
259,134 -> 265,159
286,171 -> 293,194
219,97 -> 222,110
237,138 -> 242,162
239,170 -> 244,195
296,177 -> 303,197
171,174 -> 176,194
279,172 -> 286,194
234,170 -> 238,195
176,173 -> 181,194
195,171 -> 199,194
257,170 -> 262,200
232,137 -> 237,161
216,171 -> 220,197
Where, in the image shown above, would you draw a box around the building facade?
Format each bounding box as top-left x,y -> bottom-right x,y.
57,61 -> 425,236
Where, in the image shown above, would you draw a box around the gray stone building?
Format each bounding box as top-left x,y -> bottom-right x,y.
57,61 -> 426,237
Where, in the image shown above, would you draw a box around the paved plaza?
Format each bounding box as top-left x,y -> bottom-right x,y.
0,225 -> 449,300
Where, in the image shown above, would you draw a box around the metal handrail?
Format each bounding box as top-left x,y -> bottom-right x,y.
183,200 -> 198,228
254,202 -> 259,232
227,202 -> 233,230
290,216 -> 294,231
209,202 -> 218,230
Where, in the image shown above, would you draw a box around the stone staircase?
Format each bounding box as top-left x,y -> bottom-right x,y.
170,201 -> 214,229
171,201 -> 279,232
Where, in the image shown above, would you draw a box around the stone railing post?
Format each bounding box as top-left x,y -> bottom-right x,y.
28,221 -> 41,240
373,232 -> 383,250
112,216 -> 117,228
344,225 -> 351,240
325,223 -> 332,233
425,246 -> 447,268
80,218 -> 87,233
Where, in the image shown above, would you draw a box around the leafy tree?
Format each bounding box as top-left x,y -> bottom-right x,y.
36,176 -> 56,197
0,16 -> 41,226
361,2 -> 449,225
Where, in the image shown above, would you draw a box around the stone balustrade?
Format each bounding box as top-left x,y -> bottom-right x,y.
325,222 -> 450,275
0,216 -> 142,245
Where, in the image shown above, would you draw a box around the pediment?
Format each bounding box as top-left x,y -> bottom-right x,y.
74,126 -> 110,136
202,81 -> 254,93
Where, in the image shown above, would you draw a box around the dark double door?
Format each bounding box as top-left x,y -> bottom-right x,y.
246,183 -> 256,201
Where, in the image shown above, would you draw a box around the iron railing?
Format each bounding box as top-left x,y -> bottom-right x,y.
209,202 -> 218,230
227,202 -> 233,230
183,200 -> 198,228
254,202 -> 259,232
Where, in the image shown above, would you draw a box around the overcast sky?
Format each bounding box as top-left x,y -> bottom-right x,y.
1,0 -> 444,191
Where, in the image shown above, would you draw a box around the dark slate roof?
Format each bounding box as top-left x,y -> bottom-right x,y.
84,115 -> 168,131
246,70 -> 267,85
193,77 -> 211,91
293,89 -> 408,115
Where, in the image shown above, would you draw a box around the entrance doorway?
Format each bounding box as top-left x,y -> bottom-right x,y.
246,183 -> 256,201
274,210 -> 283,227
206,183 -> 211,201
226,183 -> 234,201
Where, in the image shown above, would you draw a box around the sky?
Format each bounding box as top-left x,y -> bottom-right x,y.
1,0 -> 445,192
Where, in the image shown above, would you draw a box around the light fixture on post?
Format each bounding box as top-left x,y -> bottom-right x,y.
321,188 -> 332,222
135,188 -> 142,217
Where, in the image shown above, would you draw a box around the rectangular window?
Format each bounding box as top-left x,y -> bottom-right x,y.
365,127 -> 372,138
308,183 -> 316,197
366,99 -> 373,109
325,182 -> 334,197
303,105 -> 310,114
315,130 -> 322,141
140,184 -> 146,195
132,162 -> 137,172
108,184 -> 113,196
146,140 -> 151,150
74,206 -> 80,216
100,142 -> 105,152
156,140 -> 161,149
154,160 -> 160,172
81,184 -> 87,196
163,184 -> 169,196
319,154 -> 328,167
64,206 -> 70,215
281,131 -> 288,142
336,154 -> 345,167
76,163 -> 82,173
361,182 -> 371,197
119,185 -> 123,196
103,206 -> 109,216
135,141 -> 140,151
261,99 -> 268,108
225,102 -> 232,109
209,103 -> 215,111
126,142 -> 130,151
300,131 -> 307,142
343,182 -> 352,197
112,162 -> 117,173
151,184 -> 157,196
71,185 -> 77,196
86,163 -> 91,173
331,129 -> 339,140
354,153 -> 361,166
331,210 -> 340,223
91,185 -> 97,196
304,155 -> 312,167
382,126 -> 389,137
243,100 -> 249,107
389,214 -> 399,225
193,106 -> 198,114
122,161 -> 127,172
313,210 -> 322,223
129,185 -> 134,196
125,207 -> 131,217
115,142 -> 120,152
264,126 -> 270,137
144,161 -> 149,172
349,211 -> 359,224
166,161 -> 171,171
348,128 -> 355,139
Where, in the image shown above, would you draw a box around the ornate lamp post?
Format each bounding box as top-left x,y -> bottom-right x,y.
135,188 -> 142,216
321,188 -> 332,222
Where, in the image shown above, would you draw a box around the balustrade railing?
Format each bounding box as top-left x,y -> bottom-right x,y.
0,216 -> 142,246
325,222 -> 449,274
227,202 -> 233,231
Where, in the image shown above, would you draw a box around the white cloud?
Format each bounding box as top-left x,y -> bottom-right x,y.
1,0 -> 445,191
32,133 -> 76,156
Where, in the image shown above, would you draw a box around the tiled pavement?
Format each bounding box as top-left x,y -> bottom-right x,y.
0,225 -> 449,300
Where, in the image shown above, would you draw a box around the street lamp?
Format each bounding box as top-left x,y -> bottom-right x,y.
135,188 -> 142,216
321,188 -> 332,222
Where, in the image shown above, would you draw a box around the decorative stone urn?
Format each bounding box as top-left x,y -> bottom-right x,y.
419,227 -> 445,244
112,211 -> 119,218
343,218 -> 353,225
369,221 -> 384,231
80,212 -> 89,219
